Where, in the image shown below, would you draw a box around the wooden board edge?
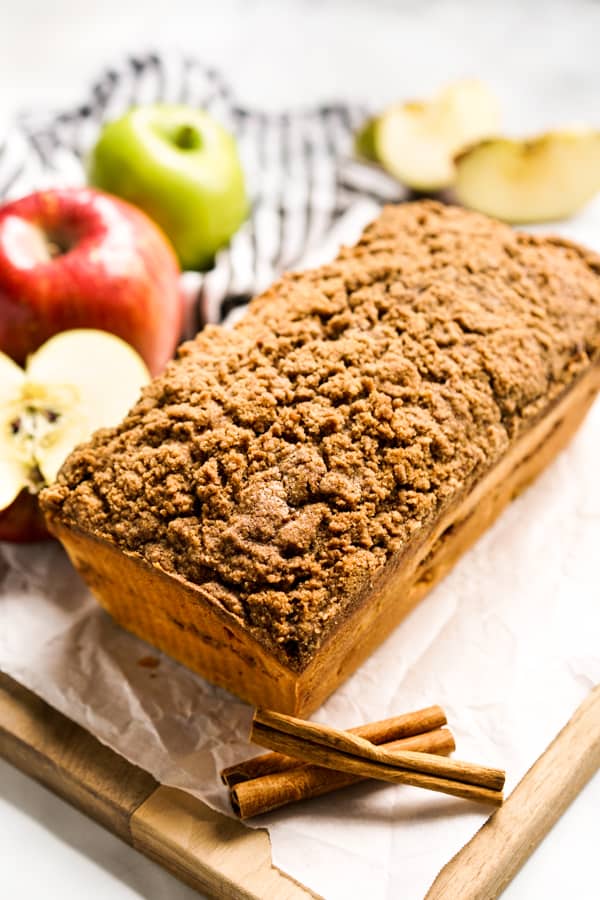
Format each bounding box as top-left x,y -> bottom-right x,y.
425,685 -> 600,899
131,785 -> 319,900
0,672 -> 156,841
0,672 -> 315,900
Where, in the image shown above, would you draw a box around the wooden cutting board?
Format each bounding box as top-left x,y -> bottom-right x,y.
1,671 -> 599,899
0,672 -> 315,900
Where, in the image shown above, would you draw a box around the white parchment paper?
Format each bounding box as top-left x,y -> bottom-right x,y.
1,201 -> 600,900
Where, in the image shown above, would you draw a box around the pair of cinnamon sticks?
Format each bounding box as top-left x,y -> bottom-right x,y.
221,705 -> 505,819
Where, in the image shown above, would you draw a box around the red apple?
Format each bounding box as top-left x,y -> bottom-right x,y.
0,187 -> 183,376
0,491 -> 49,543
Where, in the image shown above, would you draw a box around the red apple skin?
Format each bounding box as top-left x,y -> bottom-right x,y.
0,491 -> 50,543
0,188 -> 183,375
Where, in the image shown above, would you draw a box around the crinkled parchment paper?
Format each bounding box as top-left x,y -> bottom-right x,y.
1,201 -> 599,900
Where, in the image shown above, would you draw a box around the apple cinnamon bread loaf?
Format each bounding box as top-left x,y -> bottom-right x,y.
41,202 -> 600,713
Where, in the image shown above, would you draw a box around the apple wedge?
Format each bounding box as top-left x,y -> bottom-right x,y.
373,80 -> 501,191
0,329 -> 149,542
454,129 -> 600,223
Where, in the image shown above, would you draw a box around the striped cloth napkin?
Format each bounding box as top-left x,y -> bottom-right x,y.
0,51 -> 405,332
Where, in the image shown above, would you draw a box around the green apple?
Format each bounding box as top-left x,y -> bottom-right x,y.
354,116 -> 379,163
88,104 -> 248,270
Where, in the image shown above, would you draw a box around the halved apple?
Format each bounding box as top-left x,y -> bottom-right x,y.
0,329 -> 150,542
454,129 -> 600,223
373,80 -> 501,191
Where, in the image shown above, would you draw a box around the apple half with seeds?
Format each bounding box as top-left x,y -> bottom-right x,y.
0,329 -> 149,542
373,80 -> 501,191
454,129 -> 600,223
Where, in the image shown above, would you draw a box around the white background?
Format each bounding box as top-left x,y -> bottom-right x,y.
0,1 -> 599,897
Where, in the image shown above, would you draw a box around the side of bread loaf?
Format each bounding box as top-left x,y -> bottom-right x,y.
41,202 -> 600,675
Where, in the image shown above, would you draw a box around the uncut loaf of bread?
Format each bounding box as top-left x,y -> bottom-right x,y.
41,202 -> 600,714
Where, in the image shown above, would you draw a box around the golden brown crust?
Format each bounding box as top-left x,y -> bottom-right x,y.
41,201 -> 600,669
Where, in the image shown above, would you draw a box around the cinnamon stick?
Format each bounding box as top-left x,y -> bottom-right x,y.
231,727 -> 455,818
251,708 -> 505,806
221,705 -> 447,787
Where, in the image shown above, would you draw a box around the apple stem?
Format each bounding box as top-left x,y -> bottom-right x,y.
174,124 -> 202,151
46,238 -> 70,259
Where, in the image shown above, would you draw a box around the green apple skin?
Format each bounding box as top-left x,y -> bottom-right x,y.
354,117 -> 380,163
89,105 -> 248,271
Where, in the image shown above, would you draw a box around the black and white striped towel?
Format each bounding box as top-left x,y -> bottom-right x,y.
0,51 -> 405,332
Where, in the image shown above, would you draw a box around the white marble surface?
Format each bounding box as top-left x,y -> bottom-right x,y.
0,1 -> 599,897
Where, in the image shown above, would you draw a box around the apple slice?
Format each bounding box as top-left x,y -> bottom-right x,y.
0,329 -> 150,541
454,129 -> 600,223
374,80 -> 501,191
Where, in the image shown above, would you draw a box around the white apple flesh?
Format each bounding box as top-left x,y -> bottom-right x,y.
0,330 -> 150,527
454,129 -> 600,223
375,80 -> 501,192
